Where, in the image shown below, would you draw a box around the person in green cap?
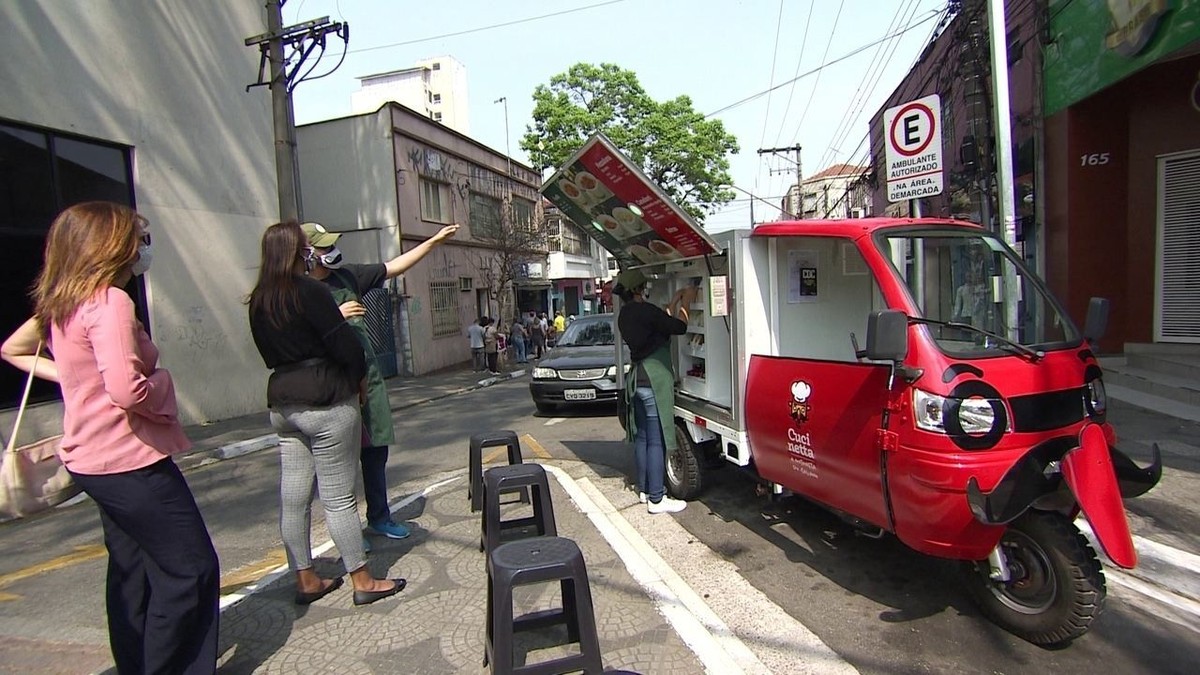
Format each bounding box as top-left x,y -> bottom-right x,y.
613,268 -> 693,514
301,221 -> 459,539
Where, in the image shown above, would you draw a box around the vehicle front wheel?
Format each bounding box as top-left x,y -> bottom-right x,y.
666,421 -> 704,500
962,510 -> 1105,646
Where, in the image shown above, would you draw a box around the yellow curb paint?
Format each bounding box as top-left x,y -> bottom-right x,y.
219,550 -> 290,595
0,544 -> 108,592
0,592 -> 21,602
482,447 -> 507,464
521,434 -> 552,460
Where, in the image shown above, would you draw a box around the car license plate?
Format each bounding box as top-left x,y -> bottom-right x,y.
564,389 -> 596,401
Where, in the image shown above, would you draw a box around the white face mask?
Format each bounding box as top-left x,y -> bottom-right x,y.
318,246 -> 344,269
130,243 -> 153,276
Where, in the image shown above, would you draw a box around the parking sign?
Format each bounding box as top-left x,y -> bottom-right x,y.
884,94 -> 944,203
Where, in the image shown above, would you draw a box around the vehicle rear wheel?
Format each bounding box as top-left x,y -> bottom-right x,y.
666,421 -> 704,500
962,510 -> 1105,646
534,400 -> 557,414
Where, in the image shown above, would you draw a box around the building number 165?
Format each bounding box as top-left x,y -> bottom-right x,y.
1080,153 -> 1111,166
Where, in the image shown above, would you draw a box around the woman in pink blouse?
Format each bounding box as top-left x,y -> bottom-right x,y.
1,202 -> 218,674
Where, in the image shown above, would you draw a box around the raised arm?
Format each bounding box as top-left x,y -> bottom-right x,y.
1,317 -> 59,383
383,223 -> 460,279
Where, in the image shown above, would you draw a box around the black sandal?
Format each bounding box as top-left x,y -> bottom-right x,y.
294,576 -> 344,605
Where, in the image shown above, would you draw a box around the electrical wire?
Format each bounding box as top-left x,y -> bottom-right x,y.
346,0 -> 628,55
704,9 -> 941,119
770,0 -> 815,146
787,0 -> 845,149
758,0 -> 787,151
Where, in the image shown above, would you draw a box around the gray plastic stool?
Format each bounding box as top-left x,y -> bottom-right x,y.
470,430 -> 525,512
485,536 -> 602,674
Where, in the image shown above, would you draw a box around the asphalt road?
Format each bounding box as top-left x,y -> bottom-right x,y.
0,378 -> 1196,674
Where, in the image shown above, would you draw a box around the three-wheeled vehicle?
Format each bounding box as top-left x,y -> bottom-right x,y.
541,134 -> 1161,645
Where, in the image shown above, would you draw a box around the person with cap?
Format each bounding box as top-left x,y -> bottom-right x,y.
301,221 -> 459,541
613,268 -> 695,514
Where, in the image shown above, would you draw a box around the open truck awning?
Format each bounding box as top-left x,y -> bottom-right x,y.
539,133 -> 720,269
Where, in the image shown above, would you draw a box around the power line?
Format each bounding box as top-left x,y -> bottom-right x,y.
788,0 -> 845,147
704,9 -> 941,119
345,0 -> 627,55
758,0 -> 787,151
771,0 -> 816,146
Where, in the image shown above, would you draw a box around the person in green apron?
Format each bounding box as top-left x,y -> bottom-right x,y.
302,221 -> 459,539
613,269 -> 691,514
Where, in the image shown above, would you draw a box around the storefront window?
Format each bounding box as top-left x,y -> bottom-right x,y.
0,121 -> 137,408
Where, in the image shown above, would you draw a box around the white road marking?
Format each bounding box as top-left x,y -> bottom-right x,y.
543,417 -> 565,426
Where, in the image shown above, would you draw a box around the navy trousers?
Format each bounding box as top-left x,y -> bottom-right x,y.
71,458 -> 219,675
360,444 -> 390,526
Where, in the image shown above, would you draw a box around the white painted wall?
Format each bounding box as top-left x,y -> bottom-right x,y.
0,1 -> 277,426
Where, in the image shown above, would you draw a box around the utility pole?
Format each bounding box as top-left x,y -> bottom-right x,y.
245,1 -> 348,221
494,97 -> 513,176
986,0 -> 1020,339
758,144 -> 803,219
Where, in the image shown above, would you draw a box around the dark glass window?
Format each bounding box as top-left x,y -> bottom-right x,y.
0,120 -> 137,409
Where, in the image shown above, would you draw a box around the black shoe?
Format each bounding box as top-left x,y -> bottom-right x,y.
353,578 -> 407,606
294,576 -> 344,605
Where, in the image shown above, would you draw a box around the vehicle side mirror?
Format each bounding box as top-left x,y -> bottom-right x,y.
865,310 -> 908,362
1082,297 -> 1109,345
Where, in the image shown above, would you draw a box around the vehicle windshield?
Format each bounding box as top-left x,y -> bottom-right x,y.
876,229 -> 1080,358
555,318 -> 615,347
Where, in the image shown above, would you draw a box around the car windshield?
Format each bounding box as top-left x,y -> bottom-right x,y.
875,229 -> 1080,358
556,318 -> 614,347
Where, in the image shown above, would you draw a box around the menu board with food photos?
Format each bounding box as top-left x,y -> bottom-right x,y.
540,133 -> 719,269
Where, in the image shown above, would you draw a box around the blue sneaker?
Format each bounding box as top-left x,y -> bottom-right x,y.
367,519 -> 411,540
362,537 -> 372,554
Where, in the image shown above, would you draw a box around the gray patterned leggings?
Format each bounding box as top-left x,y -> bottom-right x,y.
269,398 -> 366,574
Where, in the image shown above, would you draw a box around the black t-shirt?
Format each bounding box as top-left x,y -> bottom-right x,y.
322,262 -> 387,300
618,301 -> 687,362
249,275 -> 368,407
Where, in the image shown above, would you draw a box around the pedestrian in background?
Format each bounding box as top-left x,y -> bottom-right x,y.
301,221 -> 458,542
1,201 -> 220,673
531,311 -> 547,359
613,268 -> 691,514
553,309 -> 566,336
467,316 -> 486,371
248,221 -> 405,607
510,315 -> 528,364
483,317 -> 501,375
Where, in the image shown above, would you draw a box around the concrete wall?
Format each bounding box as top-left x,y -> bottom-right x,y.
0,1 -> 276,427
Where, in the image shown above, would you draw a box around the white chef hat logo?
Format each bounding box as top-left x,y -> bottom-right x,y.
789,380 -> 812,423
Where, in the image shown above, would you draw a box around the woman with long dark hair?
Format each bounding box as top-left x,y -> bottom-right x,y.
247,221 -> 405,606
1,201 -> 219,673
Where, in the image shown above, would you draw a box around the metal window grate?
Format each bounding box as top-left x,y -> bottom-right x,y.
430,280 -> 460,336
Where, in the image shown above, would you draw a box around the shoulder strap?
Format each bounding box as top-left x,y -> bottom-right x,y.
6,342 -> 43,453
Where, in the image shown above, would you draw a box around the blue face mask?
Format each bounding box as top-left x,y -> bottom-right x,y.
130,243 -> 153,276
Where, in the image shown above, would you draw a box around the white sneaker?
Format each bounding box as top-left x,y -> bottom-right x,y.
647,496 -> 687,514
638,492 -> 647,504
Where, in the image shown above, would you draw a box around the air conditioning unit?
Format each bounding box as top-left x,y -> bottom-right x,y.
458,276 -> 473,292
850,208 -> 865,219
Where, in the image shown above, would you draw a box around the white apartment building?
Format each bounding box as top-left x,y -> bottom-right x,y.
351,56 -> 470,134
781,163 -> 872,220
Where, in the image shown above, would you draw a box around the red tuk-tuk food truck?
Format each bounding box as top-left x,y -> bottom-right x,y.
541,134 -> 1161,645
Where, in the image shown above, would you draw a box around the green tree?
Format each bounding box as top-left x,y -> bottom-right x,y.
521,63 -> 739,222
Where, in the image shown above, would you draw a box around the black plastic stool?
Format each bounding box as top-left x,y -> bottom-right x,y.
470,430 -> 525,513
486,536 -> 603,674
481,463 -> 557,556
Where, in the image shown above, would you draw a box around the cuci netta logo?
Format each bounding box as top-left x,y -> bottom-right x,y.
788,380 -> 812,424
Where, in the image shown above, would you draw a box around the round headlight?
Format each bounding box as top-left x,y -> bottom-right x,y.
957,397 -> 996,435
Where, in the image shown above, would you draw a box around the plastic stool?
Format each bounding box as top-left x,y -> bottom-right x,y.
486,536 -> 603,674
470,430 -> 525,513
481,464 -> 557,556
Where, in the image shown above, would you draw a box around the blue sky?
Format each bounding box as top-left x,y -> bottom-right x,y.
289,0 -> 949,231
